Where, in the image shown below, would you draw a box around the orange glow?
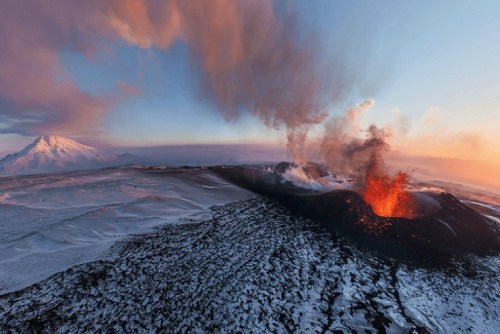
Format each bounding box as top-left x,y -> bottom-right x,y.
362,170 -> 415,218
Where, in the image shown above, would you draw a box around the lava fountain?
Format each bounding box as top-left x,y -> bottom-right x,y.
357,130 -> 416,218
362,169 -> 415,218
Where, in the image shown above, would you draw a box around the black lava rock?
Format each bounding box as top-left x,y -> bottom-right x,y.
213,165 -> 500,256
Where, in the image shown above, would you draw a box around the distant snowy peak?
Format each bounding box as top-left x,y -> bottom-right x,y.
26,135 -> 111,159
0,135 -> 118,176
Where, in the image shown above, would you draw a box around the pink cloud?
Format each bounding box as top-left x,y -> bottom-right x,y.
117,81 -> 141,96
0,1 -> 112,136
0,0 -> 332,154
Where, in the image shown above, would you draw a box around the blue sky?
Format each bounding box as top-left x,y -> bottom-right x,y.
298,1 -> 500,128
1,0 -> 499,163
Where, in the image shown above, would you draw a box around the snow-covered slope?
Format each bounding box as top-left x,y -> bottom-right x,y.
0,135 -> 117,176
0,167 -> 253,293
1,191 -> 499,333
0,167 -> 498,332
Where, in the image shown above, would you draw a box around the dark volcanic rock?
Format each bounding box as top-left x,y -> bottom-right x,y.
213,165 -> 500,255
298,190 -> 500,256
1,197 -> 498,333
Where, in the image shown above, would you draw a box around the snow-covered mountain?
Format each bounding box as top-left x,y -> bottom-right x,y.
0,135 -> 121,176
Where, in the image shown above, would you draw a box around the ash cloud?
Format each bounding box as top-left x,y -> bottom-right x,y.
320,99 -> 395,188
0,0 -> 347,148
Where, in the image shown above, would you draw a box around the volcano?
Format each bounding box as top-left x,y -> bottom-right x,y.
213,163 -> 500,256
0,135 -> 134,176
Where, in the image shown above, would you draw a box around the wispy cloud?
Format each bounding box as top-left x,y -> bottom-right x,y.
459,132 -> 484,150
422,106 -> 440,126
390,107 -> 411,134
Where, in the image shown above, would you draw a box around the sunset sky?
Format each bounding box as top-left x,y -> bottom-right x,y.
0,0 -> 499,167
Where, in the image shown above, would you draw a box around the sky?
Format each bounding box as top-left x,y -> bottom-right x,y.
0,0 -> 499,167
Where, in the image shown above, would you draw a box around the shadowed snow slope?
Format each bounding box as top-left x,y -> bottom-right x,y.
0,167 -> 253,293
0,135 -> 117,176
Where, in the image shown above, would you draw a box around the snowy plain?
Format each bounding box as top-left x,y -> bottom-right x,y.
0,167 -> 253,293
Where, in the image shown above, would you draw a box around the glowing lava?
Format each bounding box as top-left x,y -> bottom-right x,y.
362,170 -> 415,218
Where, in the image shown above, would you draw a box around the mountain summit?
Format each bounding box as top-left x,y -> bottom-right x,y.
0,135 -> 118,176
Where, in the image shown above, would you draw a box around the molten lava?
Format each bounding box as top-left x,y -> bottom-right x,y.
362,171 -> 415,218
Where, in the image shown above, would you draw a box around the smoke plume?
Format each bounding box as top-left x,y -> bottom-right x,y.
319,99 -> 415,217
0,0 -> 329,152
320,99 -> 384,183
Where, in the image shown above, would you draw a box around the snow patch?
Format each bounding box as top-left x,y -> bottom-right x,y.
436,218 -> 458,236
